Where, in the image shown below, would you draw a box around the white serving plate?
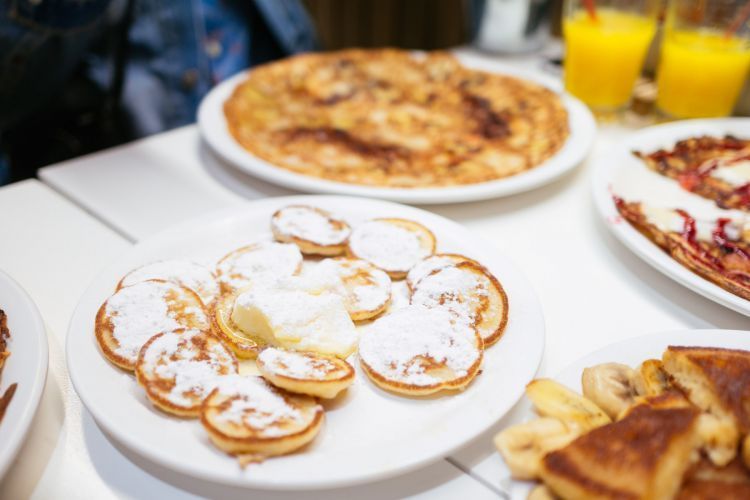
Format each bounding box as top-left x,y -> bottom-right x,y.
592,118 -> 750,317
197,55 -> 596,205
0,270 -> 49,479
505,328 -> 750,499
67,195 -> 545,490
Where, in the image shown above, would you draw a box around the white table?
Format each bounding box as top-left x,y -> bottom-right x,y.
3,48 -> 749,498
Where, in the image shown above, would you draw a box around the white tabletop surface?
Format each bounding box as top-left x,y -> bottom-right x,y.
3,48 -> 747,498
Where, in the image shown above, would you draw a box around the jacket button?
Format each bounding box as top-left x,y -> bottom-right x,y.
181,69 -> 199,90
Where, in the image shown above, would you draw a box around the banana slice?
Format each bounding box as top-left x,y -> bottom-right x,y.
633,359 -> 671,396
581,363 -> 640,420
696,412 -> 740,467
526,379 -> 611,432
528,484 -> 558,500
494,417 -> 580,480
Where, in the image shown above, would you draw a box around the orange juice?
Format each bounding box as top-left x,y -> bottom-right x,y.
657,30 -> 750,118
564,9 -> 656,109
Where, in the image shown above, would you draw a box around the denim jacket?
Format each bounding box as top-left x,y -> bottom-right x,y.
0,0 -> 317,136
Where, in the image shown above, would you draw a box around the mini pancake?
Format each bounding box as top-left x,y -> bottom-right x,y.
347,218 -> 436,279
95,280 -> 211,371
257,347 -> 355,399
271,205 -> 351,256
317,258 -> 391,321
201,375 -> 324,459
358,305 -> 483,396
406,253 -> 482,290
215,241 -> 303,295
135,329 -> 238,417
410,261 -> 508,347
118,259 -> 219,306
213,292 -> 267,359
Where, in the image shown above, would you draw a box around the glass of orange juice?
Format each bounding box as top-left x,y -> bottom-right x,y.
657,0 -> 750,118
563,0 -> 659,111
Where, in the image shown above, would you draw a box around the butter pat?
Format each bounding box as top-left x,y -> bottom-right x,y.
231,288 -> 357,358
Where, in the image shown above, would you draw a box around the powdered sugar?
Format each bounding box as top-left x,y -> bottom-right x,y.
233,287 -> 358,357
105,281 -> 208,363
348,220 -> 431,273
258,347 -> 344,380
272,206 -> 351,245
359,305 -> 480,387
317,259 -> 391,313
406,255 -> 458,288
140,330 -> 237,407
121,259 -> 219,305
410,265 -> 488,327
211,375 -> 309,437
217,241 -> 302,290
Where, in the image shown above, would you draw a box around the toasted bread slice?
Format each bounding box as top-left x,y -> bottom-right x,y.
213,293 -> 267,359
95,280 -> 211,371
678,456 -> 750,500
317,258 -> 392,321
406,253 -> 481,290
358,305 -> 483,396
215,241 -> 302,295
347,218 -> 435,279
410,261 -> 508,347
257,347 -> 354,399
201,375 -> 324,459
271,205 -> 351,256
540,404 -> 700,500
663,346 -> 750,434
135,329 -> 238,417
118,259 -> 219,307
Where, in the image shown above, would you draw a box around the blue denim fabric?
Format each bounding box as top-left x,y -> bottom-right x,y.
0,0 -> 318,136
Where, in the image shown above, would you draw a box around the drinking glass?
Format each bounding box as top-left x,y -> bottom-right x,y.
563,0 -> 659,110
657,0 -> 750,118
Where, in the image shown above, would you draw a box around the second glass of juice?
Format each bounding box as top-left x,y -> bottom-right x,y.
657,0 -> 750,119
563,0 -> 659,111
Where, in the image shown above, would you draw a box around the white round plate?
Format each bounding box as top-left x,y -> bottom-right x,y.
592,118 -> 750,317
197,54 -> 596,205
67,195 -> 545,490
0,270 -> 48,479
505,328 -> 750,499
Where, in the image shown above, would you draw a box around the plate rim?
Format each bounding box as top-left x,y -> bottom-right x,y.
509,327 -> 750,499
66,194 -> 546,490
0,269 -> 49,479
591,117 -> 750,317
196,55 -> 597,205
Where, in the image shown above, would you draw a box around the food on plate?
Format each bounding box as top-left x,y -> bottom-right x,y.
358,305 -> 483,396
119,260 -> 220,306
495,344 -> 750,499
347,218 -> 436,279
406,253 -> 481,290
540,404 -> 700,500
95,280 -> 211,371
201,375 -> 324,462
0,309 -> 15,425
316,258 -> 391,321
524,378 -> 611,432
223,49 -> 570,188
215,241 -> 303,294
614,199 -> 750,301
271,205 -> 351,256
634,135 -> 750,211
257,347 -> 354,399
95,203 -> 512,464
230,282 -> 358,359
410,260 -> 508,346
135,329 -> 238,417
